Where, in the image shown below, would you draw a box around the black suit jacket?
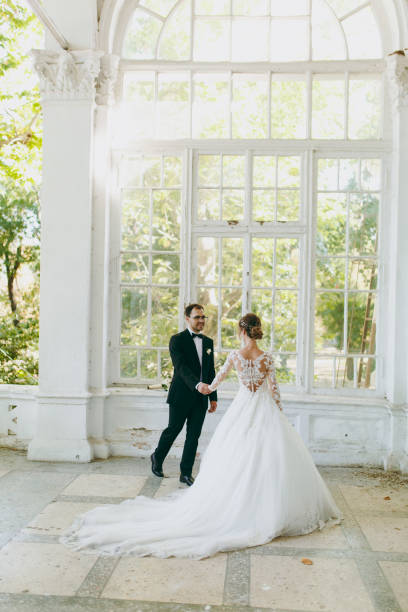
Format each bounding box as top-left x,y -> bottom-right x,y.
166,329 -> 217,407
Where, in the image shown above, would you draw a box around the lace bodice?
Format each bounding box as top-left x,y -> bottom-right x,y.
208,350 -> 282,410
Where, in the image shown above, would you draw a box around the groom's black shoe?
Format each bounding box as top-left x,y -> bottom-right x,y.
180,474 -> 194,486
151,453 -> 164,478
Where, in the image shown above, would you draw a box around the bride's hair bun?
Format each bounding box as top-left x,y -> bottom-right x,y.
238,313 -> 263,339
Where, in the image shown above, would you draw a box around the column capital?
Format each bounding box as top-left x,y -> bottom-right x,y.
386,53 -> 408,111
96,54 -> 120,106
32,49 -> 103,102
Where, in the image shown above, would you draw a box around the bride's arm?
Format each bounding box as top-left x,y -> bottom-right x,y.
207,351 -> 235,392
266,354 -> 283,411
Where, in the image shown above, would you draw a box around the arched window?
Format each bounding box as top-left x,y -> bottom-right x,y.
110,0 -> 385,394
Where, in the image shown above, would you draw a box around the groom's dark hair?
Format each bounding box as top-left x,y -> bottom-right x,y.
185,303 -> 204,317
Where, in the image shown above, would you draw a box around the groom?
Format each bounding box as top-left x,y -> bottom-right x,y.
151,304 -> 217,486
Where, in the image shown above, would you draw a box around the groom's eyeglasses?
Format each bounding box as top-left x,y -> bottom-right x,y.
190,315 -> 208,320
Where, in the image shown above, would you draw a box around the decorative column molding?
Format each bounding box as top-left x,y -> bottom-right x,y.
386,53 -> 408,110
96,54 -> 120,106
32,49 -> 103,102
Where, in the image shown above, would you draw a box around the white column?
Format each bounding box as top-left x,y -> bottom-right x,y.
88,54 -> 119,459
384,54 -> 408,473
28,49 -> 102,461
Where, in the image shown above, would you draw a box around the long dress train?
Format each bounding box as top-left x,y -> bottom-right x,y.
60,350 -> 342,559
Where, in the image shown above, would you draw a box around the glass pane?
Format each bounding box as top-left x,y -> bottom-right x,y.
232,74 -> 268,138
316,258 -> 345,289
314,292 -> 344,354
140,349 -> 158,379
361,159 -> 381,191
277,190 -> 300,222
318,158 -> 338,191
222,189 -> 244,221
143,156 -> 161,187
343,7 -> 382,59
122,73 -> 155,139
195,0 -> 230,14
120,155 -> 143,187
194,18 -> 230,61
157,73 -> 189,138
123,9 -> 162,59
152,190 -> 181,250
270,18 -> 308,61
164,156 -> 182,187
158,0 -> 191,60
197,236 -> 218,285
275,239 -> 299,288
356,357 -> 376,389
253,156 -> 276,187
251,289 -> 272,347
271,0 -> 309,15
120,349 -> 138,377
193,74 -> 229,138
313,357 -> 334,387
349,77 -> 381,139
121,253 -> 150,284
334,358 -> 355,388
252,237 -> 274,287
271,77 -> 306,138
349,194 -> 378,255
274,291 -> 298,351
348,259 -> 377,291
347,293 -> 376,354
278,156 -> 301,188
140,0 -> 177,17
121,288 -> 148,346
151,287 -> 179,346
196,287 -> 218,341
233,0 -> 269,15
198,155 -> 220,186
197,188 -> 220,220
222,237 -> 243,286
221,288 -> 242,348
312,0 -> 346,60
312,76 -> 345,139
231,17 -> 269,61
339,158 -> 359,191
253,189 -> 275,222
275,354 -> 296,384
121,190 -> 150,251
223,155 -> 245,187
316,194 -> 347,256
152,253 -> 180,284
161,349 -> 173,380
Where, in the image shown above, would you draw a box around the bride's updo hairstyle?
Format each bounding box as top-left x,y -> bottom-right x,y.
238,313 -> 263,340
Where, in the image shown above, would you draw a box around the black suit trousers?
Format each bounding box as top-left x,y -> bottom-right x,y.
154,400 -> 207,476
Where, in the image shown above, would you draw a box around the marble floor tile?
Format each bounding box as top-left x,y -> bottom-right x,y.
102,555 -> 227,605
62,474 -> 146,498
265,524 -> 348,550
380,561 -> 408,612
356,516 -> 408,552
24,501 -> 106,535
250,554 -> 374,611
154,477 -> 183,499
340,485 -> 408,514
0,542 -> 96,596
0,470 -> 9,479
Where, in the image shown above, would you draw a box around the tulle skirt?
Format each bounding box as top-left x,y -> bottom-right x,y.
60,384 -> 342,559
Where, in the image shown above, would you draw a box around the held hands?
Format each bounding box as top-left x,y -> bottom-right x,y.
197,382 -> 211,395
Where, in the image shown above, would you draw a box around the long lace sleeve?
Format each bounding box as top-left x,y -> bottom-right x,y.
266,353 -> 282,411
208,351 -> 236,392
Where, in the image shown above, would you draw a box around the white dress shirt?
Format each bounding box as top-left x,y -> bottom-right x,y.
188,326 -> 203,366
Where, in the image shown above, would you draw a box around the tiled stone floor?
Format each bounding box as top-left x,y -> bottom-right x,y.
0,448 -> 407,612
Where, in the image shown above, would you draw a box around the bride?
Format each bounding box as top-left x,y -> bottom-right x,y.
61,313 -> 342,559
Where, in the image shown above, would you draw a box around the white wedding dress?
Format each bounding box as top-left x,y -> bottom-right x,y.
61,350 -> 342,559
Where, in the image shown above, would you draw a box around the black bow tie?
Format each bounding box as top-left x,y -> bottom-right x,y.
191,333 -> 203,339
